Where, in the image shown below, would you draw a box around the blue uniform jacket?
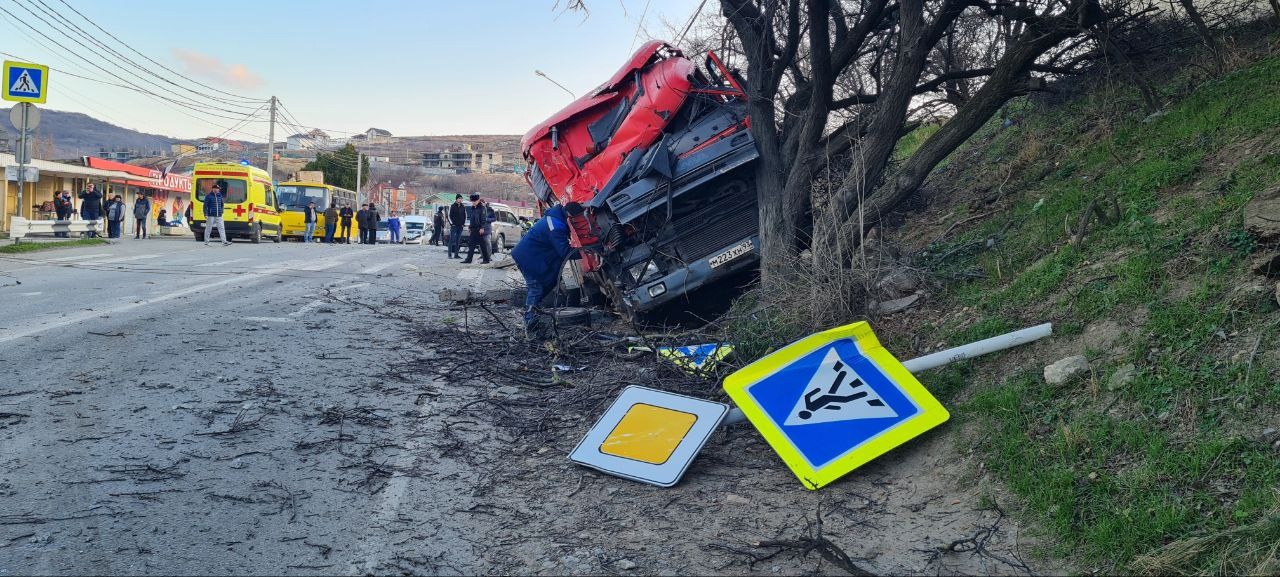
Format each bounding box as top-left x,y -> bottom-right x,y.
511,205 -> 574,291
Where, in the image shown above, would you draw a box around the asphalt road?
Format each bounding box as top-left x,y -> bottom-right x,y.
0,237 -> 518,575
0,236 -> 1047,577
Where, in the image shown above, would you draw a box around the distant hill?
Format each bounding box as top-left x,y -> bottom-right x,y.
0,107 -> 180,159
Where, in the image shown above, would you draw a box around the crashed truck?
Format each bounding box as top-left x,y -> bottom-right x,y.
521,40 -> 760,318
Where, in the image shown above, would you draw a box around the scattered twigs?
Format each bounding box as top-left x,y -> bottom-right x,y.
194,407 -> 264,436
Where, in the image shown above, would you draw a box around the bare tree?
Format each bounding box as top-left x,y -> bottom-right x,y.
721,0 -> 1111,286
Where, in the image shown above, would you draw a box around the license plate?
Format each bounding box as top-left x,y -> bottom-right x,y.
708,238 -> 754,268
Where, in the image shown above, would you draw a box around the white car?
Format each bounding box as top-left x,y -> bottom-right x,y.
401,215 -> 427,244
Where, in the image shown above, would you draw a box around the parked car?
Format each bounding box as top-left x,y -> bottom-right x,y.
401,215 -> 427,244
487,203 -> 525,251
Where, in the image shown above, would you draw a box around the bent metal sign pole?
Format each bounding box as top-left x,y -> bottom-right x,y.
721,322 -> 1053,489
570,323 -> 1051,489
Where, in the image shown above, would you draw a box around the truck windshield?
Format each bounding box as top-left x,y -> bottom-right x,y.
277,186 -> 328,211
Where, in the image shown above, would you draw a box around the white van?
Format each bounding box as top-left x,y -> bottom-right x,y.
401,215 -> 428,244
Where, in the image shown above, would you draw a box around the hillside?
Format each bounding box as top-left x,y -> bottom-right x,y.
843,52 -> 1279,573
0,106 -> 180,159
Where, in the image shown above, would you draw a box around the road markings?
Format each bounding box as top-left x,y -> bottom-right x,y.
20,291 -> 41,296
329,282 -> 370,292
45,252 -> 111,262
0,257 -> 314,345
359,262 -> 396,275
289,300 -> 327,317
98,253 -> 162,264
243,316 -> 294,323
200,258 -> 249,267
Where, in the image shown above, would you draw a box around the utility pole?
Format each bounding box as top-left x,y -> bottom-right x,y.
355,151 -> 363,205
266,96 -> 277,182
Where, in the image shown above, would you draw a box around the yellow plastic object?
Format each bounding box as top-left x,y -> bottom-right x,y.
600,404 -> 697,465
723,321 -> 949,490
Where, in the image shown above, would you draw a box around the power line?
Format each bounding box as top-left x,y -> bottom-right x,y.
27,0 -> 262,110
54,0 -> 263,104
2,1 -> 267,124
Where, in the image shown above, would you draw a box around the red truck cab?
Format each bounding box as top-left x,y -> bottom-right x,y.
522,41 -> 760,317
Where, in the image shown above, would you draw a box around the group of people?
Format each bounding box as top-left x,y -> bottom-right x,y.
50,183 -> 156,240
428,193 -> 496,264
297,202 -> 403,245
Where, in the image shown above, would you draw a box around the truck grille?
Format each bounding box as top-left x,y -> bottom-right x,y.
676,204 -> 759,261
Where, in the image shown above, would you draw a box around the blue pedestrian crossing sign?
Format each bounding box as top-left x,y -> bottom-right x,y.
4,61 -> 49,104
658,343 -> 733,373
722,322 -> 949,490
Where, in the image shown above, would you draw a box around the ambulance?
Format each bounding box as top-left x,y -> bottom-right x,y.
188,162 -> 284,243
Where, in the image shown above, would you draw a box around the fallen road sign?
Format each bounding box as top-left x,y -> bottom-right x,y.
657,342 -> 733,373
722,321 -> 949,490
569,385 -> 727,487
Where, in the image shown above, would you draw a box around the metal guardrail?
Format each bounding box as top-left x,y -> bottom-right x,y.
9,216 -> 100,243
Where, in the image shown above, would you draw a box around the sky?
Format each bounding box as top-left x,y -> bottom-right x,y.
1,0 -> 704,141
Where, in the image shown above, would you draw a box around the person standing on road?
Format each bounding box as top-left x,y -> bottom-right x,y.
106,195 -> 126,239
512,202 -> 581,335
388,211 -> 402,244
78,183 -> 103,238
365,204 -> 381,245
447,194 -> 465,259
355,204 -> 369,244
53,190 -> 73,237
430,207 -> 445,246
323,204 -> 339,244
203,180 -> 231,246
461,194 -> 491,264
339,204 -> 354,244
303,201 -> 319,243
133,193 -> 151,239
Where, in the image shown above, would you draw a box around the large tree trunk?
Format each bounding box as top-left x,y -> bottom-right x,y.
837,0 -> 1106,239
1177,0 -> 1221,56
1269,0 -> 1280,29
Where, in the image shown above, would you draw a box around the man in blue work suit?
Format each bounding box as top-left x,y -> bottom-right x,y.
511,202 -> 582,338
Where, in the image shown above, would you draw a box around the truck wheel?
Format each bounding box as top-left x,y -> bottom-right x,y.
273,225 -> 282,243
497,234 -> 506,252
251,224 -> 262,244
194,230 -> 204,242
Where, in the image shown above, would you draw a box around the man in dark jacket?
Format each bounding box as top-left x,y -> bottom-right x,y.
53,190 -> 73,237
203,180 -> 231,246
303,201 -> 319,243
430,207 -> 444,246
365,204 -> 381,244
355,204 -> 368,244
323,204 -> 339,244
339,204 -> 354,244
447,194 -> 465,258
106,195 -> 126,239
78,183 -> 103,238
132,193 -> 151,239
460,194 -> 491,264
511,202 -> 581,334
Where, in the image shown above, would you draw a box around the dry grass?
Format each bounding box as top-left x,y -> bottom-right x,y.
1130,491 -> 1280,576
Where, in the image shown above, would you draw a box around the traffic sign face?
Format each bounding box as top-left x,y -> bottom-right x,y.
3,61 -> 49,104
658,343 -> 733,373
722,322 -> 949,490
569,386 -> 727,487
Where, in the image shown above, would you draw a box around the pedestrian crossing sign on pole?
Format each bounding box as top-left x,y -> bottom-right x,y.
722,321 -> 949,490
3,61 -> 49,104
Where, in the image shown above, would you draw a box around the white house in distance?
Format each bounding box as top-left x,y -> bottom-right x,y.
350,128 -> 393,144
286,129 -> 331,150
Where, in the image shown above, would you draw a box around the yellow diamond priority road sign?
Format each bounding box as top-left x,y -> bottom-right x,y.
722,321 -> 949,490
569,386 -> 727,487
